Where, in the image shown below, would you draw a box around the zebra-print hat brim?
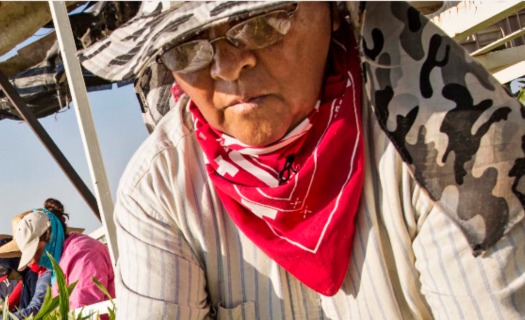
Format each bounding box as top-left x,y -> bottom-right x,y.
78,1 -> 293,82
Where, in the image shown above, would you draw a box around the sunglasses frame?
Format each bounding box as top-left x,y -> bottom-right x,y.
156,3 -> 299,74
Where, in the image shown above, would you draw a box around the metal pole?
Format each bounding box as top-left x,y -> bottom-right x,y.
0,71 -> 101,220
48,1 -> 118,264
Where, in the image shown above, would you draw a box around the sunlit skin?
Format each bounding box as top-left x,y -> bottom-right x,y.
172,3 -> 336,147
28,230 -> 49,267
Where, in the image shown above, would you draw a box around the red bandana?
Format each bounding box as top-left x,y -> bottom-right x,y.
185,41 -> 363,295
28,263 -> 47,276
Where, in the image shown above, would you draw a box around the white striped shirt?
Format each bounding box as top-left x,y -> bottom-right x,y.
113,103 -> 525,319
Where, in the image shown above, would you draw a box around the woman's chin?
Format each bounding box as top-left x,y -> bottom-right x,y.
231,127 -> 287,147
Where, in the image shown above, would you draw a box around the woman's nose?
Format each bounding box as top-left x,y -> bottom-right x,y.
210,40 -> 256,81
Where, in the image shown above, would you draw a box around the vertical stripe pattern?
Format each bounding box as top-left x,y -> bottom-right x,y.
113,98 -> 525,319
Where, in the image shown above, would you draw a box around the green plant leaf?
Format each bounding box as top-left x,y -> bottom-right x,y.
34,253 -> 77,320
108,305 -> 116,320
26,253 -> 117,319
76,311 -> 93,320
2,299 -> 11,320
91,277 -> 116,319
71,307 -> 95,320
45,252 -> 69,320
91,278 -> 112,302
33,282 -> 78,320
33,286 -> 56,319
1,296 -> 21,320
517,87 -> 525,106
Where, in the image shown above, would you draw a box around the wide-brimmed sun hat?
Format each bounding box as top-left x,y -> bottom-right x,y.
0,211 -> 33,258
79,1 -> 295,83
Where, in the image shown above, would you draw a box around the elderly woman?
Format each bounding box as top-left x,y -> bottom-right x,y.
80,2 -> 525,319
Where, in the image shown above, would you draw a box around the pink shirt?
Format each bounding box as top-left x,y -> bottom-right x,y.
52,233 -> 115,310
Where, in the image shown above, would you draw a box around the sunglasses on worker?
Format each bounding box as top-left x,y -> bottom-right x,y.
156,3 -> 299,74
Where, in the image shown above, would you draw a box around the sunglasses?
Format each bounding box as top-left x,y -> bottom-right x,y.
157,3 -> 299,74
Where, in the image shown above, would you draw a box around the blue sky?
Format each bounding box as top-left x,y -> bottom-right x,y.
0,5 -> 149,238
0,85 -> 148,235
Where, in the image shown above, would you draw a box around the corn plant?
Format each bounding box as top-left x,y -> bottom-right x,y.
1,253 -> 115,320
91,278 -> 115,320
2,296 -> 11,320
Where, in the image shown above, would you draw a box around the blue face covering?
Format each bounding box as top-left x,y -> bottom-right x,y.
33,208 -> 65,282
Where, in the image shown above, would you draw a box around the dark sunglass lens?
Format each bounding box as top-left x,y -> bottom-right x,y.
161,40 -> 214,73
227,10 -> 292,50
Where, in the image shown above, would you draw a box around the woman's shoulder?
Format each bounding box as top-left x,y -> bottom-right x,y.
118,101 -> 197,196
63,234 -> 108,257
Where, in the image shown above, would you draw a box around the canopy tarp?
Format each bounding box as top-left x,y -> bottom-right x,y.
0,2 -> 139,121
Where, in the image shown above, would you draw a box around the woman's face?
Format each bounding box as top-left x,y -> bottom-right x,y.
172,2 -> 332,146
29,240 -> 47,266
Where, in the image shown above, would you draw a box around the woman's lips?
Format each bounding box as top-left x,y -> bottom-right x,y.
228,95 -> 267,112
